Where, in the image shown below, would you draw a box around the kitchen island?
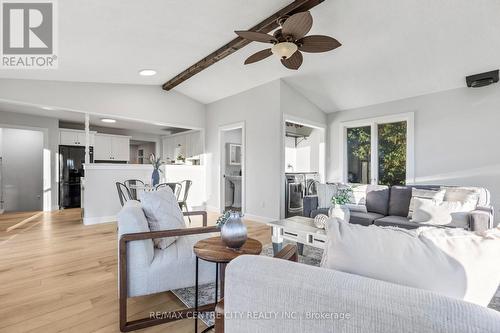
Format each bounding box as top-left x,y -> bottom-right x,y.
82,164 -> 206,225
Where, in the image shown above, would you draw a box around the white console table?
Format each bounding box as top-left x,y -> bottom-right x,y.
263,216 -> 327,255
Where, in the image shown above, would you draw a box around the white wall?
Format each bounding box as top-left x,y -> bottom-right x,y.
280,81 -> 327,126
206,80 -> 282,221
295,128 -> 322,173
284,128 -> 322,173
0,109 -> 59,210
1,128 -> 44,211
0,79 -> 206,129
327,85 -> 500,221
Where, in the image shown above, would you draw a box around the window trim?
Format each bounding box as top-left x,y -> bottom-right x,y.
338,112 -> 415,185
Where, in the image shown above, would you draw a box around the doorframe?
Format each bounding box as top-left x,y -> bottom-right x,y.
281,114 -> 327,219
338,112 -> 415,185
218,121 -> 245,214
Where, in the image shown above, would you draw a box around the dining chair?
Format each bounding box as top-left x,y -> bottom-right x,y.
116,182 -> 132,206
156,182 -> 182,198
124,179 -> 145,200
178,180 -> 193,223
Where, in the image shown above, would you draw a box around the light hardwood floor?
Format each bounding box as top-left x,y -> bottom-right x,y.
0,209 -> 271,332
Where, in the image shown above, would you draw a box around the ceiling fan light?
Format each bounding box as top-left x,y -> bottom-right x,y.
271,42 -> 298,59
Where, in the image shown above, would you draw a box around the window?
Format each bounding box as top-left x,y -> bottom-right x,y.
347,126 -> 371,184
341,113 -> 414,186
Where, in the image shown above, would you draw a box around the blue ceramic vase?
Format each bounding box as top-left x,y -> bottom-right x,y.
151,169 -> 160,186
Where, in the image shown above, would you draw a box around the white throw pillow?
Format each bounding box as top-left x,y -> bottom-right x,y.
140,188 -> 186,249
321,218 -> 500,306
412,198 -> 475,228
442,187 -> 480,206
349,184 -> 368,205
316,183 -> 337,209
408,188 -> 445,218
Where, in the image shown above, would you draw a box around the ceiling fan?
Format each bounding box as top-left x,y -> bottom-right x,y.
235,11 -> 341,70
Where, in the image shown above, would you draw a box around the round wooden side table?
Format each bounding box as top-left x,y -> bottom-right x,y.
193,237 -> 262,333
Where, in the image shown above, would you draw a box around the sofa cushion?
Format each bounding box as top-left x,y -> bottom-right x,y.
140,188 -> 186,249
388,186 -> 412,217
374,215 -> 418,230
321,218 -> 500,306
365,185 -> 390,215
349,211 -> 384,226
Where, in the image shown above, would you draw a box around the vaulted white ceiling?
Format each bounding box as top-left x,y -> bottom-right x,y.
0,0 -> 499,112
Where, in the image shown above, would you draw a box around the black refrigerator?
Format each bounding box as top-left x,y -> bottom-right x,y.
59,146 -> 93,208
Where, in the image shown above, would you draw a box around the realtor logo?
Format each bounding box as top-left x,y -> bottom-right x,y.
1,0 -> 57,68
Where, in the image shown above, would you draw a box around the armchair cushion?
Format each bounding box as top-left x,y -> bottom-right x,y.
141,188 -> 186,249
131,233 -> 216,297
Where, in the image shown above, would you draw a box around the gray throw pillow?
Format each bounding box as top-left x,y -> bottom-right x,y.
140,188 -> 186,249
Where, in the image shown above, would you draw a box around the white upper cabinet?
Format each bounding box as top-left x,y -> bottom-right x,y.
94,134 -> 130,161
59,129 -> 95,147
162,137 -> 175,162
189,131 -> 203,157
162,130 -> 203,162
111,136 -> 130,161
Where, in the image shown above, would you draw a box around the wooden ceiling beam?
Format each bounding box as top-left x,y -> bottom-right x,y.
162,0 -> 325,91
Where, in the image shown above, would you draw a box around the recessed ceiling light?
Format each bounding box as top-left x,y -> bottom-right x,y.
42,106 -> 55,110
139,69 -> 157,76
101,118 -> 116,123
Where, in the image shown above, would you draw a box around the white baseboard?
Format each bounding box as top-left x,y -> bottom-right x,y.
243,213 -> 276,223
83,215 -> 116,225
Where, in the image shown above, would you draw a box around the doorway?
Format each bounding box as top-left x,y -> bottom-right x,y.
219,123 -> 245,214
282,116 -> 326,218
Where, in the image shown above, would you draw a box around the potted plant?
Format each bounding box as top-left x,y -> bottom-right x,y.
329,186 -> 352,222
149,153 -> 164,186
216,211 -> 247,250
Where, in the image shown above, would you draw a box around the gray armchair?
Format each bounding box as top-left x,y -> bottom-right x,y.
117,201 -> 218,332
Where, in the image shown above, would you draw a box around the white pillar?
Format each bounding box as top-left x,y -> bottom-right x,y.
85,113 -> 90,164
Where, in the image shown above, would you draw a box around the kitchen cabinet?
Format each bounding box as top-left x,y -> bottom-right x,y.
162,130 -> 203,162
186,131 -> 203,158
162,137 -> 175,162
59,129 -> 95,147
94,134 -> 130,161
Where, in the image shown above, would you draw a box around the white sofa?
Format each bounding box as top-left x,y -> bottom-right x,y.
223,256 -> 500,333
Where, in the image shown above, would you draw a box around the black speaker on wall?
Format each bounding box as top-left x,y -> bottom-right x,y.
466,70 -> 499,88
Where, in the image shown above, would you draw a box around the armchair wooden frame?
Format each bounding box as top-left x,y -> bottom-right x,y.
119,211 -> 219,332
